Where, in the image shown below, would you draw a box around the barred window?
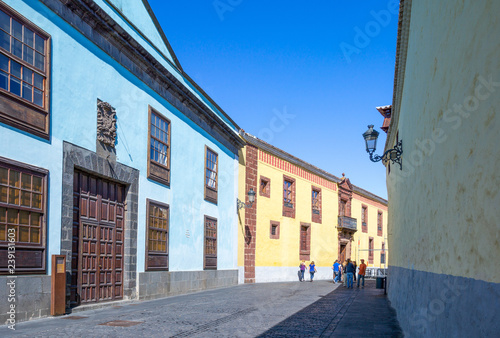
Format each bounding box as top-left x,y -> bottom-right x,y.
270,220 -> 280,239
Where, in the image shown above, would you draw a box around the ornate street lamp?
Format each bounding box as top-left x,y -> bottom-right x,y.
237,188 -> 256,210
362,125 -> 403,170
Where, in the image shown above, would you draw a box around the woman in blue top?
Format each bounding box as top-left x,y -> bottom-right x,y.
309,261 -> 317,282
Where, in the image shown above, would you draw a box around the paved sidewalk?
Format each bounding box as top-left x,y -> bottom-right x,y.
259,280 -> 403,337
0,279 -> 402,337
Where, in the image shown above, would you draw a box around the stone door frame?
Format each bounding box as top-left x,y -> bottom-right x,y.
61,141 -> 139,301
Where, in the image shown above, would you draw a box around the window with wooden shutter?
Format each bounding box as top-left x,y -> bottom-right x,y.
312,186 -> 321,223
362,205 -> 368,233
260,176 -> 270,198
0,2 -> 50,138
377,211 -> 383,236
0,157 -> 47,274
339,199 -> 347,216
204,147 -> 218,204
381,242 -> 386,264
147,106 -> 171,186
145,199 -> 169,271
204,216 -> 217,269
299,222 -> 311,260
368,237 -> 374,264
282,175 -> 295,218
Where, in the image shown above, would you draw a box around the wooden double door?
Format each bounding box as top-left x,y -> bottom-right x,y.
71,171 -> 125,306
339,244 -> 346,263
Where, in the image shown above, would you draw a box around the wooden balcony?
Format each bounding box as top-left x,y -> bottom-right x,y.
338,216 -> 357,231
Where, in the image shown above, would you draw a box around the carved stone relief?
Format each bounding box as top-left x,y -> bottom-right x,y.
97,99 -> 117,147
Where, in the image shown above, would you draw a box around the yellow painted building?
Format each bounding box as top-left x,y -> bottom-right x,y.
351,188 -> 389,269
238,132 -> 388,283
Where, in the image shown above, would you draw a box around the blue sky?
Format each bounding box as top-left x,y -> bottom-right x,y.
148,0 -> 399,199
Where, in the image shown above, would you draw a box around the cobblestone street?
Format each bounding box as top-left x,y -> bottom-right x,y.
0,280 -> 402,337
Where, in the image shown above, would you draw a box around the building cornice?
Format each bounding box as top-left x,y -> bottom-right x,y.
101,0 -> 183,72
140,0 -> 183,71
241,132 -> 341,184
242,132 -> 388,206
40,0 -> 245,153
352,185 -> 388,206
385,0 -> 412,153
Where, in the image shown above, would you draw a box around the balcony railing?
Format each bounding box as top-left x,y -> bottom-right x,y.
338,216 -> 357,231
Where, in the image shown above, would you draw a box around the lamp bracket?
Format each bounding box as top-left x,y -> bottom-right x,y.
368,140 -> 403,170
237,198 -> 254,210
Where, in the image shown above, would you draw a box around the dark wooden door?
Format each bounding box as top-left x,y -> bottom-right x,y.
71,171 -> 125,305
339,200 -> 346,216
340,243 -> 346,263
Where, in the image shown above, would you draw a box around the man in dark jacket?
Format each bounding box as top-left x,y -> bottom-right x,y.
345,259 -> 355,289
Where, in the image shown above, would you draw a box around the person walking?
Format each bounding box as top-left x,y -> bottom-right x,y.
309,261 -> 317,282
357,259 -> 367,288
332,260 -> 340,283
353,261 -> 357,282
339,262 -> 343,285
345,259 -> 355,289
342,261 -> 347,287
299,261 -> 306,282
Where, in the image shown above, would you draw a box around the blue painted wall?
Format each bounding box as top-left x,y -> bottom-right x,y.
0,0 -> 240,274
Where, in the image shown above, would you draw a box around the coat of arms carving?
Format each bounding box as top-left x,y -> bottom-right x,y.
97,100 -> 117,147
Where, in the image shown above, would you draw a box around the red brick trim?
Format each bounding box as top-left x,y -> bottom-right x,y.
259,151 -> 337,191
377,210 -> 383,237
259,175 -> 271,198
311,185 -> 322,224
270,220 -> 280,239
282,175 -> 296,218
299,222 -> 311,261
244,145 -> 258,283
361,204 -> 368,233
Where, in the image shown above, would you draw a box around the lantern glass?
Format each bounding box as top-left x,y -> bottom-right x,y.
365,137 -> 377,153
248,188 -> 256,203
362,125 -> 379,153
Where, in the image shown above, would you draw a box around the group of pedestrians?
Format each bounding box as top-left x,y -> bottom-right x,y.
297,258 -> 367,287
298,260 -> 317,282
332,258 -> 367,288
